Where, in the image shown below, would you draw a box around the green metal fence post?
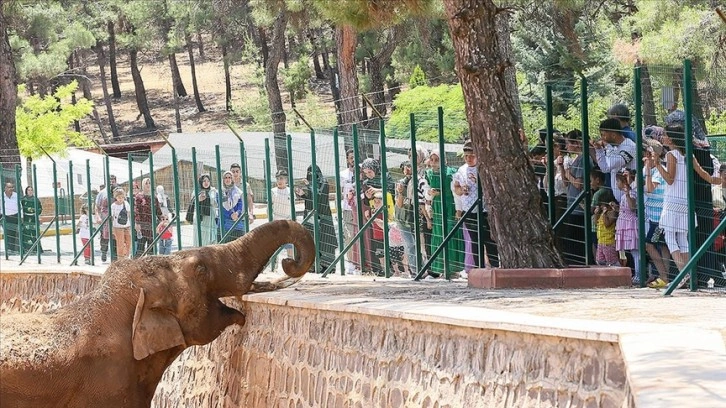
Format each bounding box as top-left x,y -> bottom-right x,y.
545,83 -> 556,226
51,161 -> 60,262
127,154 -> 136,256
683,59 -> 696,291
310,130 -> 321,274
352,124 -> 368,271
634,67 -> 647,285
332,130 -> 346,275
171,147 -> 182,251
85,160 -> 95,265
14,165 -> 22,260
240,142 -> 250,232
105,155 -> 114,260
191,148 -> 202,246
437,107 -> 450,278
580,76 -> 593,266
380,119 -> 391,278
68,161 -> 77,264
215,146 -> 225,239
0,173 -> 7,259
32,164 -> 41,262
286,135 -> 296,222
409,113 -> 422,275
148,152 -> 157,255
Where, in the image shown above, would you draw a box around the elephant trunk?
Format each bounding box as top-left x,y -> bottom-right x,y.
218,220 -> 315,294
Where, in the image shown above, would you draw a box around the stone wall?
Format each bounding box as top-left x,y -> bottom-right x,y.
1,273 -> 633,407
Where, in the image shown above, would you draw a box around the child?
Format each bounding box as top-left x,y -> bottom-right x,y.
270,170 -> 293,272
388,221 -> 407,277
156,213 -> 173,255
592,190 -> 618,266
111,188 -> 131,260
77,204 -> 91,264
367,191 -> 386,276
614,170 -> 640,282
589,168 -> 606,256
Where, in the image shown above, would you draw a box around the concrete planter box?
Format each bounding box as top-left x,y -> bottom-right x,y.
468,266 -> 632,289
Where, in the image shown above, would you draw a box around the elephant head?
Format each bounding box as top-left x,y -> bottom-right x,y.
122,219 -> 315,360
0,220 -> 316,407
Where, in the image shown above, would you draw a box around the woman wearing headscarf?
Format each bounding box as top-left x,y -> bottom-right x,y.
156,185 -> 171,217
191,174 -> 219,246
425,151 -> 464,278
20,186 -> 43,253
220,170 -> 246,243
295,165 -> 338,272
359,158 -> 395,274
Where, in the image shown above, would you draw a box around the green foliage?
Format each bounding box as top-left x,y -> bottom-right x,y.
388,84 -> 467,142
16,81 -> 94,159
408,65 -> 426,89
392,18 -> 455,84
281,58 -> 312,102
706,111 -> 726,136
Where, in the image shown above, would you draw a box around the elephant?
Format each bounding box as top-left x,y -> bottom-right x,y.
0,220 -> 315,408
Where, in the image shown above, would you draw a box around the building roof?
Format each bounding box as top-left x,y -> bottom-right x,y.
19,149 -> 152,198
146,132 -> 464,181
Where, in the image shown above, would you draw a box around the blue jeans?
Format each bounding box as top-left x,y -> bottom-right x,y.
158,238 -> 173,255
400,226 -> 417,274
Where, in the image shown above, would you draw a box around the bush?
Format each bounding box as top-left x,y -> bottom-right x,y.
388,84 -> 467,142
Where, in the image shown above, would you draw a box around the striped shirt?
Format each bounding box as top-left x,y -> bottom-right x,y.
644,167 -> 665,223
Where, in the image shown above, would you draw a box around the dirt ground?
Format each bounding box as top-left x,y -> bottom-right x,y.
79,42 -> 335,143
280,274 -> 726,345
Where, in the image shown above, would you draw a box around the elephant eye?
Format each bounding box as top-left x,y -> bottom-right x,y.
195,263 -> 207,274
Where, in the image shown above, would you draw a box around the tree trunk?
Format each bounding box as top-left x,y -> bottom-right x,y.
222,44 -> 232,111
328,65 -> 343,126
637,61 -> 657,126
335,24 -> 361,133
310,33 -> 325,79
258,27 -> 269,68
68,54 -> 81,133
368,27 -> 404,119
0,5 -> 20,178
321,43 -> 331,72
95,42 -> 120,141
129,49 -> 156,129
169,54 -> 188,97
108,21 -> 122,99
264,11 -> 289,172
495,12 -> 522,129
443,0 -> 564,269
197,31 -> 205,60
185,33 -> 205,113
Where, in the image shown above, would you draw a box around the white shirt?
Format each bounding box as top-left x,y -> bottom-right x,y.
77,214 -> 91,239
340,168 -> 355,211
111,201 -> 131,228
453,164 -> 484,212
595,138 -> 637,202
1,192 -> 19,216
270,186 -> 292,220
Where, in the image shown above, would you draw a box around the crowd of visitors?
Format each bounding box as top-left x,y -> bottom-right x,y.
1,103 -> 725,288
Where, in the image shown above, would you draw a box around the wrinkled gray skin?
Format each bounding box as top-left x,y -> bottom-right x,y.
0,220 -> 315,408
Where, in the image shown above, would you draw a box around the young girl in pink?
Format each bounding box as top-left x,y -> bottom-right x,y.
614,170 -> 640,283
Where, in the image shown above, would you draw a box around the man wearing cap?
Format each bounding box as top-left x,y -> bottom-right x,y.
395,160 -> 418,275
607,104 -> 636,142
589,118 -> 637,202
453,140 -> 498,269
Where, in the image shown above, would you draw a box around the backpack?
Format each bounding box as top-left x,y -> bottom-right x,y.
118,205 -> 128,225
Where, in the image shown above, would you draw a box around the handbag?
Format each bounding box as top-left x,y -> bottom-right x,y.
185,200 -> 195,224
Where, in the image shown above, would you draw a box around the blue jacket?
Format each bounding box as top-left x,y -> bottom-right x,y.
220,186 -> 245,232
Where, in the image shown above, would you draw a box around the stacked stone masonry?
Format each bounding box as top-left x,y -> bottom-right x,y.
1,272 -> 633,407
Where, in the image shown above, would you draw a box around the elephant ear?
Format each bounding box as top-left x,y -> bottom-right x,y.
132,288 -> 186,360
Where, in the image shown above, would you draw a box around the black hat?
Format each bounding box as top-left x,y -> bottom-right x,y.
463,139 -> 474,152
275,169 -> 288,178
